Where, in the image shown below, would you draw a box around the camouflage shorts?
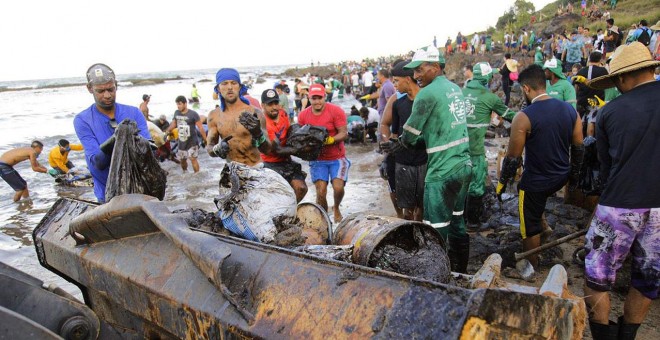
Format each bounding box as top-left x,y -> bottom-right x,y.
584,204 -> 660,299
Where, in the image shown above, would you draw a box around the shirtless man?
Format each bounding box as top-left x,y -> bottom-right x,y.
206,68 -> 270,165
0,141 -> 48,201
139,94 -> 150,120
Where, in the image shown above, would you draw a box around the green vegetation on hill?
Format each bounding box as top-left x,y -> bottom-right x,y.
471,0 -> 660,43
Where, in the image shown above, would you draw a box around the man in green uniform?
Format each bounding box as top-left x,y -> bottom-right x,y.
382,45 -> 472,273
462,62 -> 515,227
543,58 -> 577,109
534,46 -> 544,66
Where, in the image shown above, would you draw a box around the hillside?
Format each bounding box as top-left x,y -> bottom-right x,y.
483,0 -> 660,44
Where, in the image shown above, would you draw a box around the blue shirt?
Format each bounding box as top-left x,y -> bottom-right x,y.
73,103 -> 150,202
519,98 -> 577,192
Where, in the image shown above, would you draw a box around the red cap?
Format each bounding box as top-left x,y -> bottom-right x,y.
308,84 -> 326,98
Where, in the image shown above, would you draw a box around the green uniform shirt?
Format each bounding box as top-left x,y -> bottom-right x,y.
546,79 -> 577,109
401,76 -> 470,182
534,50 -> 544,65
604,87 -> 621,102
278,93 -> 290,112
463,81 -> 515,156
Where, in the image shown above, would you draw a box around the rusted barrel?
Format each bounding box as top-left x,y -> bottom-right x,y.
333,214 -> 452,283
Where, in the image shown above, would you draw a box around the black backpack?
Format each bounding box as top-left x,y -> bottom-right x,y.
637,28 -> 651,46
615,28 -> 623,47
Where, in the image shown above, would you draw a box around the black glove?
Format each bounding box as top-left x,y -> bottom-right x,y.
148,139 -> 158,151
379,138 -> 404,154
496,156 -> 521,201
272,140 -> 296,156
238,111 -> 263,139
211,135 -> 233,158
378,159 -> 389,180
568,144 -> 585,192
99,135 -> 116,155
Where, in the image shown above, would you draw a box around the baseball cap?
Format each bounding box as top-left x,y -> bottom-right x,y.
261,89 -> 280,104
142,94 -> 151,101
542,58 -> 566,79
86,63 -> 116,85
404,45 -> 445,69
472,62 -> 493,77
391,59 -> 414,77
308,84 -> 326,98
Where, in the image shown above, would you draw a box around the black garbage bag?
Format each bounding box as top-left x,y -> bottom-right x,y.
285,124 -> 328,161
105,119 -> 168,202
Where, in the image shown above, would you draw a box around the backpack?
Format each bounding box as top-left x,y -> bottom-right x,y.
637,28 -> 651,46
615,29 -> 623,47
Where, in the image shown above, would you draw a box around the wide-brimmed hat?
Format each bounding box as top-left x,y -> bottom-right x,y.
588,42 -> 660,90
650,20 -> 660,30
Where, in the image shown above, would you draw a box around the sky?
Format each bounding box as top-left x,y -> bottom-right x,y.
0,0 -> 554,82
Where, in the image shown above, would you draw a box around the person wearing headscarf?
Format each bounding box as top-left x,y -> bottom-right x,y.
205,68 -> 270,166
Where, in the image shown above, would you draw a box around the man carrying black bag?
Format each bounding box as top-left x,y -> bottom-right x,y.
74,63 -> 153,203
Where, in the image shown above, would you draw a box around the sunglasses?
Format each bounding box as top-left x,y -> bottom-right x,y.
109,119 -> 118,129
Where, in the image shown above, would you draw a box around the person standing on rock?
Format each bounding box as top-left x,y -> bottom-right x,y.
297,84 -> 349,222
205,68 -> 271,166
582,42 -> 660,340
499,53 -> 518,106
382,46 -> 472,274
74,63 -> 151,203
462,62 -> 515,228
496,64 -> 583,270
543,58 -> 578,109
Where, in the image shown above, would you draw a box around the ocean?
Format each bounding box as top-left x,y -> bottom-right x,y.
0,64 -> 371,296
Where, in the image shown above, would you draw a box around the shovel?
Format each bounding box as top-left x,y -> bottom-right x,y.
513,229 -> 588,279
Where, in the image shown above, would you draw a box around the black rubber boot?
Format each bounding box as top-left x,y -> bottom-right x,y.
448,236 -> 470,274
617,316 -> 640,340
465,195 -> 484,225
588,319 -> 618,340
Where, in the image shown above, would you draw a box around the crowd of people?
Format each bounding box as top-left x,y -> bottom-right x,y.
2,9 -> 659,338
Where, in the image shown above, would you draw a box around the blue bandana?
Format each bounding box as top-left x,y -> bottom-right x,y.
214,68 -> 250,111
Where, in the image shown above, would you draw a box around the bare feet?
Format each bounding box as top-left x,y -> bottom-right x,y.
332,206 -> 343,223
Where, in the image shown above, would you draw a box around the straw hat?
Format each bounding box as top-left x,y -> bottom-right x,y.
588,42 -> 660,90
651,20 -> 660,30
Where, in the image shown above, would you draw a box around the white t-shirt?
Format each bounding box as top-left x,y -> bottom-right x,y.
472,34 -> 480,46
362,72 -> 374,88
351,74 -> 359,86
365,107 -> 380,124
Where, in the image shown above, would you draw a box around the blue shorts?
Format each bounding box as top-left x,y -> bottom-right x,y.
310,158 -> 351,183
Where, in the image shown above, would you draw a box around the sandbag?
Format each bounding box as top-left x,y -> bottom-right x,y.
285,124 -> 328,161
215,162 -> 297,243
105,119 -> 168,202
